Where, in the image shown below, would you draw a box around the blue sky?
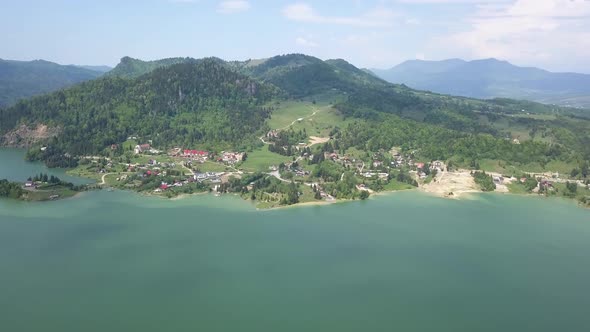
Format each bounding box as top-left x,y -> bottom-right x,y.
2,0 -> 589,72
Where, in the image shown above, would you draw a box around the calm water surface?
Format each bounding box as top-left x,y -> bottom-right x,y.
0,149 -> 589,331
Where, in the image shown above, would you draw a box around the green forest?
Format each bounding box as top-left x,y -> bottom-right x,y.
1,53 -> 589,177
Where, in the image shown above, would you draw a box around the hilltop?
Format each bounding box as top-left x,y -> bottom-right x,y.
107,56 -> 196,79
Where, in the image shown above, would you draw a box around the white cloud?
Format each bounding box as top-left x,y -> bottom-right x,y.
282,3 -> 396,27
217,0 -> 251,14
444,0 -> 590,69
295,37 -> 318,47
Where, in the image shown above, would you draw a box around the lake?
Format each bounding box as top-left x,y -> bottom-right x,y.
0,149 -> 589,331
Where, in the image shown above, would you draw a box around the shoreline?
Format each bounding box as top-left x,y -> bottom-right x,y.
3,184 -> 588,210
5,167 -> 589,210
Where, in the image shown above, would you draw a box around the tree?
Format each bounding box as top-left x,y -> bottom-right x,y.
359,190 -> 370,200
314,190 -> 322,200
566,181 -> 578,195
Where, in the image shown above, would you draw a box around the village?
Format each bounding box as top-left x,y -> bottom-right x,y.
56,117 -> 590,208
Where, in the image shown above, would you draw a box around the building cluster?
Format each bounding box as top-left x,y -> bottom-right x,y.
134,144 -> 161,155
217,152 -> 245,165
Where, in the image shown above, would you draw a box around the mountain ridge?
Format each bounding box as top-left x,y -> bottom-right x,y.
0,58 -> 105,107
372,58 -> 590,108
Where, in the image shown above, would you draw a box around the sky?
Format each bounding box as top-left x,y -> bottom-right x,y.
1,0 -> 590,72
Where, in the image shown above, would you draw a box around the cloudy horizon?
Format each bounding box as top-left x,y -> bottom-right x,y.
2,0 -> 589,73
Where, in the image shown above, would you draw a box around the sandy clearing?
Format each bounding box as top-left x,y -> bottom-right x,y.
421,170 -> 479,198
308,136 -> 330,147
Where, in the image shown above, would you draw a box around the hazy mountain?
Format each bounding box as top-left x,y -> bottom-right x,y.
76,65 -> 112,73
0,59 -> 104,107
372,58 -> 590,108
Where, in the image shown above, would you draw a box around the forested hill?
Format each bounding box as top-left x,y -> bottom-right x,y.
107,56 -> 196,78
236,54 -> 390,97
0,59 -> 277,163
1,53 -> 589,168
107,54 -> 391,98
0,59 -> 104,107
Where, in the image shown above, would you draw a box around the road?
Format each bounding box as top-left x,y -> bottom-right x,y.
259,106 -> 321,145
100,173 -> 114,185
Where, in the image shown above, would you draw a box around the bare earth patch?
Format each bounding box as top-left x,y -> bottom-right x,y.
421,170 -> 479,198
308,136 -> 330,147
2,124 -> 60,147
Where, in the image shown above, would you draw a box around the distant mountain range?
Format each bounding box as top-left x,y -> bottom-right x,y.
76,65 -> 112,73
371,59 -> 590,109
0,59 -> 109,108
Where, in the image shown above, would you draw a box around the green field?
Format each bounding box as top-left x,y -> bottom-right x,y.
26,186 -> 78,201
381,179 -> 416,191
288,106 -> 350,138
267,101 -> 318,130
238,147 -> 293,172
192,161 -> 231,173
507,183 -> 530,195
478,159 -> 575,176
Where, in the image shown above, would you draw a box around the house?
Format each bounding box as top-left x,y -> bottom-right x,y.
221,152 -> 244,164
416,162 -> 425,169
266,130 -> 279,139
430,160 -> 444,171
183,149 -> 208,158
160,183 -> 169,190
24,181 -> 35,188
324,152 -> 339,160
134,144 -> 151,154
373,160 -> 383,168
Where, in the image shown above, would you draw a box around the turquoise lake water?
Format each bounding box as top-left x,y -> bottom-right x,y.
0,149 -> 589,331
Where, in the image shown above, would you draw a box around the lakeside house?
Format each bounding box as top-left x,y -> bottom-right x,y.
430,160 -> 444,171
